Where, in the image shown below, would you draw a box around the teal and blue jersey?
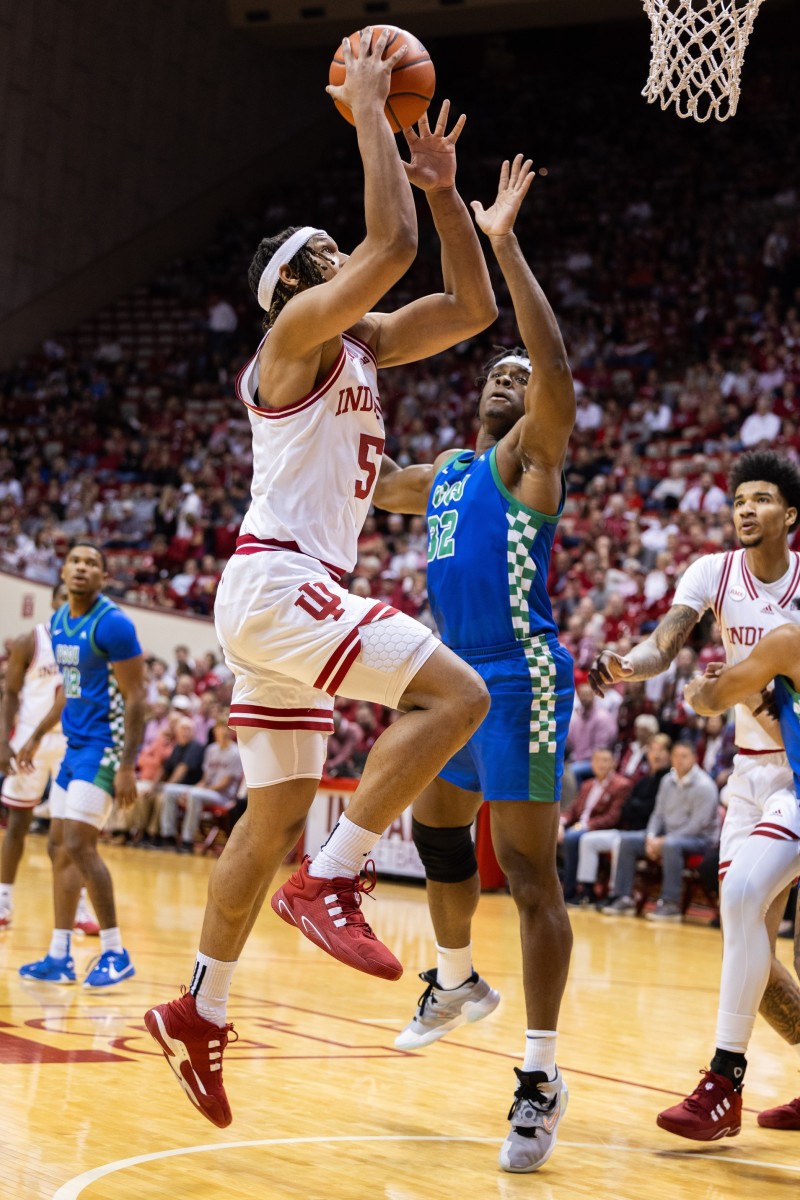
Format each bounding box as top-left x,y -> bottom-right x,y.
425,445 -> 574,802
774,675 -> 800,799
50,595 -> 141,757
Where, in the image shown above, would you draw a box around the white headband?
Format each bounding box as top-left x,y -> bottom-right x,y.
493,353 -> 532,373
257,226 -> 326,313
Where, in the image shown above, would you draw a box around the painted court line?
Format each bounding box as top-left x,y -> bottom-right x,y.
53,1135 -> 800,1198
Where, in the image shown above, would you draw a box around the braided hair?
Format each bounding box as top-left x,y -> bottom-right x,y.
247,227 -> 326,330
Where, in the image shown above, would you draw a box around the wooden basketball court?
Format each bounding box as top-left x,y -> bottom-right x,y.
4,836 -> 799,1199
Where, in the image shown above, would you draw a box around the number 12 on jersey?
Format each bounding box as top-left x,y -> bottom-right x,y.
428,511 -> 458,562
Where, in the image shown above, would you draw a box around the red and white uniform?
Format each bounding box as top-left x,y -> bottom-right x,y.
674,548 -> 800,871
216,331 -> 437,787
3,624 -> 67,807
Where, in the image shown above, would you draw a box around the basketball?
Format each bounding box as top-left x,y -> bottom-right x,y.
328,26 -> 435,133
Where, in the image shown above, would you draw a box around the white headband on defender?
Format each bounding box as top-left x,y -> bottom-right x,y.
493,353 -> 532,373
257,226 -> 326,312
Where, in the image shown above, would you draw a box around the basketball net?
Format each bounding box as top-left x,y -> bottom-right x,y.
642,0 -> 767,122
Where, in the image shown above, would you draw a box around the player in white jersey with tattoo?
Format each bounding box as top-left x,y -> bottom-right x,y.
0,583 -> 97,934
590,450 -> 800,1138
144,29 -> 496,1128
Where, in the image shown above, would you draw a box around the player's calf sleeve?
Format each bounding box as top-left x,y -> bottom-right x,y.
412,818 -> 477,884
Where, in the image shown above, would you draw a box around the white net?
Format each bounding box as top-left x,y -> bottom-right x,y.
642,0 -> 767,123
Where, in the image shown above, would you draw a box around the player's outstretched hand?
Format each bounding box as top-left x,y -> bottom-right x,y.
403,100 -> 465,192
114,765 -> 138,809
326,27 -> 407,111
471,154 -> 535,238
588,649 -> 634,697
16,735 -> 40,774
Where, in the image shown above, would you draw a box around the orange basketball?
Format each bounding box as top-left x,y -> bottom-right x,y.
328,26 -> 435,134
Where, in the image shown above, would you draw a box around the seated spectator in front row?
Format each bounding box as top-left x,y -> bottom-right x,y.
602,740 -> 720,922
160,720 -> 242,853
617,713 -> 660,782
558,748 -> 632,903
572,733 -> 672,906
566,679 -> 619,785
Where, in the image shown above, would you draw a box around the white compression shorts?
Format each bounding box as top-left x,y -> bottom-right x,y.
49,780 -> 114,831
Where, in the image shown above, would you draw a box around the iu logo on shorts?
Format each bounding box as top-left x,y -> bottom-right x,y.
295,582 -> 345,622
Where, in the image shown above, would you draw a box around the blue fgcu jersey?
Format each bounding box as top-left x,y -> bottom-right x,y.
50,595 -> 141,756
774,675 -> 800,799
426,446 -> 562,651
425,445 -> 574,803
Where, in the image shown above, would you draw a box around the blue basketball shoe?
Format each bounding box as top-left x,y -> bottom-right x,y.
19,954 -> 77,984
83,948 -> 135,988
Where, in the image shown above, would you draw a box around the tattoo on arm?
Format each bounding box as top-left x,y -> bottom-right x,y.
760,964 -> 800,1046
626,606 -> 699,681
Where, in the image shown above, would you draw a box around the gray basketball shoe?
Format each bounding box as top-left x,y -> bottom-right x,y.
394,968 -> 500,1050
499,1067 -> 568,1173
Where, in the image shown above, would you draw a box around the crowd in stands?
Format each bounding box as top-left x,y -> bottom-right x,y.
0,24 -> 799,887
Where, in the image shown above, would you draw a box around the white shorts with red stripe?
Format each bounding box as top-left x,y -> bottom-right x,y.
215,550 -> 438,786
719,751 -> 800,880
2,727 -> 67,807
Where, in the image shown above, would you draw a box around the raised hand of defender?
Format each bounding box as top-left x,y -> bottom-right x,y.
326,27 -> 407,111
403,100 -> 465,192
471,154 -> 535,238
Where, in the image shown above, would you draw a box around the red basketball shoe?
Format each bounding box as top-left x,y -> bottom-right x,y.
270,856 -> 402,981
144,992 -> 236,1128
657,1069 -> 742,1141
758,1096 -> 800,1129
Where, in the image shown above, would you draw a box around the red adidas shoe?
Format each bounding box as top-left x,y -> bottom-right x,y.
657,1069 -> 742,1141
758,1096 -> 800,1129
144,992 -> 236,1128
270,856 -> 402,981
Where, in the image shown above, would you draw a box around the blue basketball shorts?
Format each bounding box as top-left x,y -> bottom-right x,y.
55,742 -> 117,798
440,635 -> 574,803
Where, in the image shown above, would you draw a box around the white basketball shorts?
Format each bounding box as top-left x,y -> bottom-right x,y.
215,550 -> 439,787
2,726 -> 67,808
719,751 -> 800,880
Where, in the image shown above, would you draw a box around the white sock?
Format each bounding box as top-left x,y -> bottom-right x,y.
308,814 -> 379,879
715,1009 -> 755,1054
436,943 -> 473,990
190,952 -> 237,1027
50,929 -> 72,958
100,926 -> 123,954
75,887 -> 92,918
0,883 -> 13,909
523,1029 -> 558,1078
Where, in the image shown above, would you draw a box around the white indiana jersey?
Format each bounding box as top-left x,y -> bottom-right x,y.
235,330 -> 384,576
15,624 -> 63,733
674,547 -> 800,750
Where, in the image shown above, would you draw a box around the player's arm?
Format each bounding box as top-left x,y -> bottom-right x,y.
0,633 -> 36,775
478,156 -> 575,514
588,604 -> 700,696
373,449 -> 460,514
361,102 -> 496,367
112,654 -> 147,807
16,688 -> 65,772
684,626 -> 800,715
269,30 -> 417,360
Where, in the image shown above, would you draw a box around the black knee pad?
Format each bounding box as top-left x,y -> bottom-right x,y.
412,818 -> 477,884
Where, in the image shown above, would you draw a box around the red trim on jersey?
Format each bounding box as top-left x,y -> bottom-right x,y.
752,826 -> 800,842
344,332 -> 377,365
741,556 -> 759,600
313,602 -> 399,695
713,551 -> 734,618
736,746 -> 783,756
233,535 -> 346,582
779,552 -> 800,607
229,702 -> 333,733
235,336 -> 347,420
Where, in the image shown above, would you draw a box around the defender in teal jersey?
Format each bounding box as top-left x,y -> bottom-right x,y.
17,543 -> 146,988
376,155 -> 576,1172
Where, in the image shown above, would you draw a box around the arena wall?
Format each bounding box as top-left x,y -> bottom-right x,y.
0,570 -> 219,662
